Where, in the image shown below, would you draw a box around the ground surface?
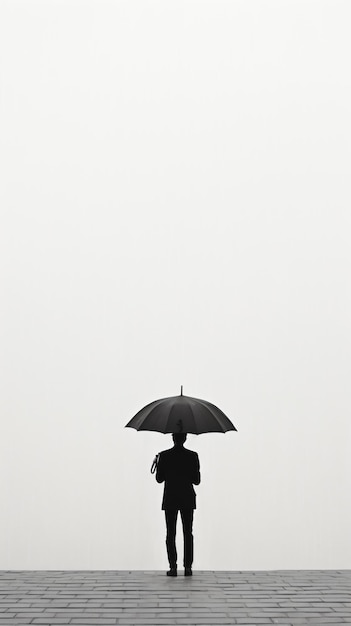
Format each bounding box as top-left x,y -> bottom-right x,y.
0,570 -> 350,625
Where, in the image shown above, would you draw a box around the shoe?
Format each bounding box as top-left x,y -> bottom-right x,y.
166,569 -> 177,577
184,568 -> 192,576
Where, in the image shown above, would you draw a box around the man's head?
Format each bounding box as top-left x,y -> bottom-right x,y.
172,433 -> 187,446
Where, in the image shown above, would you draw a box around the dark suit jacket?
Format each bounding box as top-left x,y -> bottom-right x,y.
156,446 -> 201,510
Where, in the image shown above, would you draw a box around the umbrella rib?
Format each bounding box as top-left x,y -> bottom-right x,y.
133,400 -> 161,429
164,398 -> 178,433
194,398 -> 231,432
188,402 -> 198,434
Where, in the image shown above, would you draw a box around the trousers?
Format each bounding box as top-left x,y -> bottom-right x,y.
165,508 -> 194,569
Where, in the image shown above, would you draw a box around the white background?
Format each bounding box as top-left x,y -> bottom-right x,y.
1,0 -> 350,570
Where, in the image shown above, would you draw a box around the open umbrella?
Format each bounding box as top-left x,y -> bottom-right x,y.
125,386 -> 237,435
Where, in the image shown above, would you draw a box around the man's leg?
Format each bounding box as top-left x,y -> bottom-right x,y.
180,508 -> 194,569
165,509 -> 178,570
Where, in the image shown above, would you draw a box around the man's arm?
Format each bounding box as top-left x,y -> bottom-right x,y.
192,453 -> 201,485
155,453 -> 165,483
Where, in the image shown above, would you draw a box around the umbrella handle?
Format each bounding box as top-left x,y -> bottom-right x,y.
151,454 -> 160,474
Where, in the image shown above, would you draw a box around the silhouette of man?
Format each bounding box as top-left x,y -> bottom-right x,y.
155,433 -> 201,577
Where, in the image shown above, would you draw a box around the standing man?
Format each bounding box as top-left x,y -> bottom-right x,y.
155,433 -> 201,577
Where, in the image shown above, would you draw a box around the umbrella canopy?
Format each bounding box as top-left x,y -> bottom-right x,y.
125,387 -> 237,435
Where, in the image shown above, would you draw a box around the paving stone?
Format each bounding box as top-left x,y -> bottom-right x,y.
69,621 -> 118,625
30,617 -> 71,625
13,613 -> 57,619
235,615 -> 273,624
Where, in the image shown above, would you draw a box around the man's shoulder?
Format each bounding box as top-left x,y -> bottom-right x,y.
159,447 -> 174,457
180,447 -> 199,461
183,447 -> 198,456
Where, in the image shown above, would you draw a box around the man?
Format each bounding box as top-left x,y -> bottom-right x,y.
155,433 -> 201,577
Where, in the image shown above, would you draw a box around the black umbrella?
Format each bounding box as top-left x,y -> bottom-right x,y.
125,386 -> 237,435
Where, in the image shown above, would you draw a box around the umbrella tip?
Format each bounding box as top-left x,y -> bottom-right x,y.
180,385 -> 183,396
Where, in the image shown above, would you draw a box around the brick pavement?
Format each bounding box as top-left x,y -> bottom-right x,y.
0,570 -> 350,625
